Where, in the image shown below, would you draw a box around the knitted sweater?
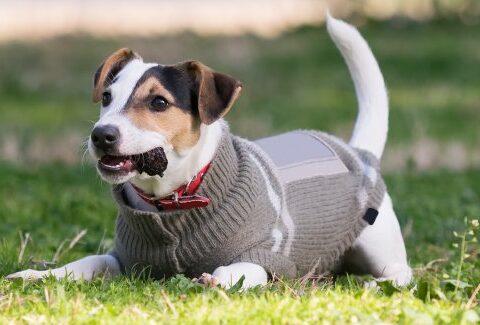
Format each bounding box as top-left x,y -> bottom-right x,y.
110,129 -> 385,279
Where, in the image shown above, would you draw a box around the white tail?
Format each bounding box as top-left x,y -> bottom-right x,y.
326,14 -> 389,159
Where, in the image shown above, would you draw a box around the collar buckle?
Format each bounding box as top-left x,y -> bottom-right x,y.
130,162 -> 212,211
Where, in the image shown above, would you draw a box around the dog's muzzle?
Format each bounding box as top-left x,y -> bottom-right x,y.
91,124 -> 169,177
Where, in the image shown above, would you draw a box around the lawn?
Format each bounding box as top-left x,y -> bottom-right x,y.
0,19 -> 479,323
0,164 -> 479,323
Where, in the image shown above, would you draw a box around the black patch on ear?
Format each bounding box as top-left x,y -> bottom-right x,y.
94,58 -> 133,90
106,63 -> 127,87
214,73 -> 237,109
200,72 -> 240,123
363,208 -> 379,225
180,61 -> 242,125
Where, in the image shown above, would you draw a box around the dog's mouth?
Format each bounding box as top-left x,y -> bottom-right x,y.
98,155 -> 135,173
98,147 -> 168,177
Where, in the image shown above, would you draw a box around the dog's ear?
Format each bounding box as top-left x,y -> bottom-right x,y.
92,48 -> 141,103
182,61 -> 242,125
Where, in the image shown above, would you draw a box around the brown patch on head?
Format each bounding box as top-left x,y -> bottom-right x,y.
92,48 -> 141,102
128,108 -> 201,150
126,76 -> 201,150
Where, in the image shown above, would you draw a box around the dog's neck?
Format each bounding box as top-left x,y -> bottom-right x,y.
129,120 -> 224,198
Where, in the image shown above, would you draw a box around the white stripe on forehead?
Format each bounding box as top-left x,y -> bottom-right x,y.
101,59 -> 157,116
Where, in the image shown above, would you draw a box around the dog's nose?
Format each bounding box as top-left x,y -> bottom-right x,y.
91,124 -> 120,152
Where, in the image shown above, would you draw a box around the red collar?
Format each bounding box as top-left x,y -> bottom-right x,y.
130,162 -> 211,211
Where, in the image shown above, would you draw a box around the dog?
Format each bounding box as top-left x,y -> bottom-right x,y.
7,16 -> 412,289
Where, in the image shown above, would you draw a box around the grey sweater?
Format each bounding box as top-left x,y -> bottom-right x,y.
110,129 -> 385,279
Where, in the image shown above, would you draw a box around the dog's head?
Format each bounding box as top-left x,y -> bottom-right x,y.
88,48 -> 242,184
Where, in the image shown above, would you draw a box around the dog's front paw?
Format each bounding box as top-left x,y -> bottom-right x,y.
192,273 -> 220,288
6,269 -> 47,281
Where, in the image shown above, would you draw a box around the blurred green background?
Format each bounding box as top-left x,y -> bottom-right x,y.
1,20 -> 479,170
0,0 -> 479,272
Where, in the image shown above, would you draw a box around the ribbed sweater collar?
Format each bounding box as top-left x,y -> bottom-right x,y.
111,129 -> 260,253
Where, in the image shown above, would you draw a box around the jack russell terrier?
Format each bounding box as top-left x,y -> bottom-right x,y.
8,16 -> 412,289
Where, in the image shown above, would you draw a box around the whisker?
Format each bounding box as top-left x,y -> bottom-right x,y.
81,147 -> 90,170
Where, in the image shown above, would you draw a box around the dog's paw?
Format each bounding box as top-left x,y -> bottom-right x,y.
363,280 -> 380,289
192,273 -> 220,288
6,269 -> 47,281
379,264 -> 413,287
361,264 -> 413,289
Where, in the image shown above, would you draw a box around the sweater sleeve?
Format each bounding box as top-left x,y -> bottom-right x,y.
232,249 -> 298,279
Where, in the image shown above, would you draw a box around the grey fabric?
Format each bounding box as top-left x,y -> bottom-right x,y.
255,131 -> 349,183
254,132 -> 337,167
109,127 -> 386,279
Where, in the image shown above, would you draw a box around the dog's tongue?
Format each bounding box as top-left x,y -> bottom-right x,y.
99,155 -> 134,172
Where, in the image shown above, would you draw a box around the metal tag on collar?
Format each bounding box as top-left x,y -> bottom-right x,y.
172,191 -> 180,209
185,174 -> 197,195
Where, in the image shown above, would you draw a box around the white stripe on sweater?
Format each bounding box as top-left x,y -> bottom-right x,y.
249,153 -> 281,215
365,165 -> 377,185
280,205 -> 294,256
271,229 -> 283,253
249,153 -> 294,256
248,153 -> 282,252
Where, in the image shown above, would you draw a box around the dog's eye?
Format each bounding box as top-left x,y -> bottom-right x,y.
150,96 -> 169,112
102,91 -> 112,106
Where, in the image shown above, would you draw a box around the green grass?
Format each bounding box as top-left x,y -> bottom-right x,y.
0,164 -> 479,323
